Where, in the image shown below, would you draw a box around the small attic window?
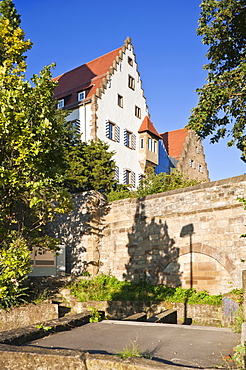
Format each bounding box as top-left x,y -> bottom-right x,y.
78,91 -> 85,101
128,57 -> 133,66
128,75 -> 135,90
135,106 -> 141,119
57,99 -> 64,109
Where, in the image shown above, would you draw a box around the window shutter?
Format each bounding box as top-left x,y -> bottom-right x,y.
132,134 -> 136,150
138,173 -> 144,183
116,125 -> 120,143
124,130 -> 128,146
74,119 -> 80,135
123,168 -> 127,184
131,172 -> 136,188
115,166 -> 119,182
106,121 -> 110,138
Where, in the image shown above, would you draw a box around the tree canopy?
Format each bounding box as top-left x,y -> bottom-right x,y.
0,0 -> 116,307
107,168 -> 200,202
188,0 -> 246,161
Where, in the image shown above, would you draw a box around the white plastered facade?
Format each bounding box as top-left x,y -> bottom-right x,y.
67,43 -> 150,188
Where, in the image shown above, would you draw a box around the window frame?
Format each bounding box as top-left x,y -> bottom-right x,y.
57,99 -> 64,109
128,56 -> 133,66
118,94 -> 123,108
128,75 -> 135,90
135,105 -> 141,119
78,91 -> 86,101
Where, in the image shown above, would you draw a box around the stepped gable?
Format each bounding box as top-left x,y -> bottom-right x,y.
54,47 -> 122,105
138,116 -> 161,138
160,128 -> 188,160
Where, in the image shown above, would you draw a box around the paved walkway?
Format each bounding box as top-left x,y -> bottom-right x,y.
28,321 -> 240,368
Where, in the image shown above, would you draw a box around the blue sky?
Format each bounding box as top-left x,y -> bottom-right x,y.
14,0 -> 245,181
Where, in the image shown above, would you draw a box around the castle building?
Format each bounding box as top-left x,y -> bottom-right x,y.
54,37 -> 209,186
161,129 -> 209,181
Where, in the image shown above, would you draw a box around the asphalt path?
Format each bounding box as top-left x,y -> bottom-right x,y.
27,321 -> 240,368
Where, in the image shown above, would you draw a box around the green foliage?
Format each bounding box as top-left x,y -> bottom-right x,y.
64,136 -> 116,194
89,307 -> 103,322
238,197 -> 246,237
231,305 -> 244,333
0,0 -> 73,308
69,273 -> 222,305
36,324 -> 52,332
0,233 -> 31,309
107,168 -> 201,202
117,341 -> 152,360
136,168 -> 200,197
188,0 -> 246,161
232,343 -> 246,369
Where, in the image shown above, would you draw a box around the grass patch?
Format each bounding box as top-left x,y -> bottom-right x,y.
117,340 -> 152,359
69,273 -> 222,305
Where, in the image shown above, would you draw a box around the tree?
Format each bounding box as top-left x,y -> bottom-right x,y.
188,0 -> 246,161
0,0 -> 72,307
64,125 -> 116,194
107,168 -> 201,202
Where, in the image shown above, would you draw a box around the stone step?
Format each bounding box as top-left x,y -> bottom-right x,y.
147,309 -> 177,324
122,312 -> 147,322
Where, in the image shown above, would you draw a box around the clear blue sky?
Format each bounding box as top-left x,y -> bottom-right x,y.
14,0 -> 245,181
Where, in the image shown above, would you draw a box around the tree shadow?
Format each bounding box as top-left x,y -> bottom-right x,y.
47,190 -> 111,276
123,197 -> 181,286
180,223 -> 195,325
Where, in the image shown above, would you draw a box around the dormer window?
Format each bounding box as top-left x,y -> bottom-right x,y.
57,99 -> 64,109
78,91 -> 85,101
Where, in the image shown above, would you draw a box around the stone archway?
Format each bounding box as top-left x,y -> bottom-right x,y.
162,243 -> 236,295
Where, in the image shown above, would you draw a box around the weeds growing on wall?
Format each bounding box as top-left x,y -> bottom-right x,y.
107,169 -> 201,202
69,273 -> 222,305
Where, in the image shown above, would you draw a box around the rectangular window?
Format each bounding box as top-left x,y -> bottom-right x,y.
198,164 -> 203,173
106,121 -> 114,140
57,99 -> 64,109
140,138 -> 144,149
128,56 -> 133,66
148,138 -> 152,151
128,75 -> 135,90
118,94 -> 123,108
124,130 -> 131,147
106,121 -> 120,142
135,106 -> 141,119
123,169 -> 136,187
189,159 -> 193,167
153,140 -> 156,153
78,91 -> 85,101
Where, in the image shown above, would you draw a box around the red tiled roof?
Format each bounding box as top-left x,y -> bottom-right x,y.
160,128 -> 188,159
54,47 -> 121,106
138,116 -> 161,138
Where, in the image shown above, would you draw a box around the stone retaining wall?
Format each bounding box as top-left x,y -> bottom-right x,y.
0,345 -> 179,370
0,303 -> 58,331
99,175 -> 246,294
50,175 -> 246,295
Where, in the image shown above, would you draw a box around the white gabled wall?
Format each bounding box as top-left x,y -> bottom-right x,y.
96,44 -> 149,188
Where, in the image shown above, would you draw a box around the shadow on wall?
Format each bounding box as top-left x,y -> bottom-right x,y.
47,190 -> 111,276
123,197 -> 181,287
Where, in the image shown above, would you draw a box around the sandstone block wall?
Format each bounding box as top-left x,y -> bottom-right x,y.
51,176 -> 246,295
98,175 -> 246,294
0,303 -> 58,331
